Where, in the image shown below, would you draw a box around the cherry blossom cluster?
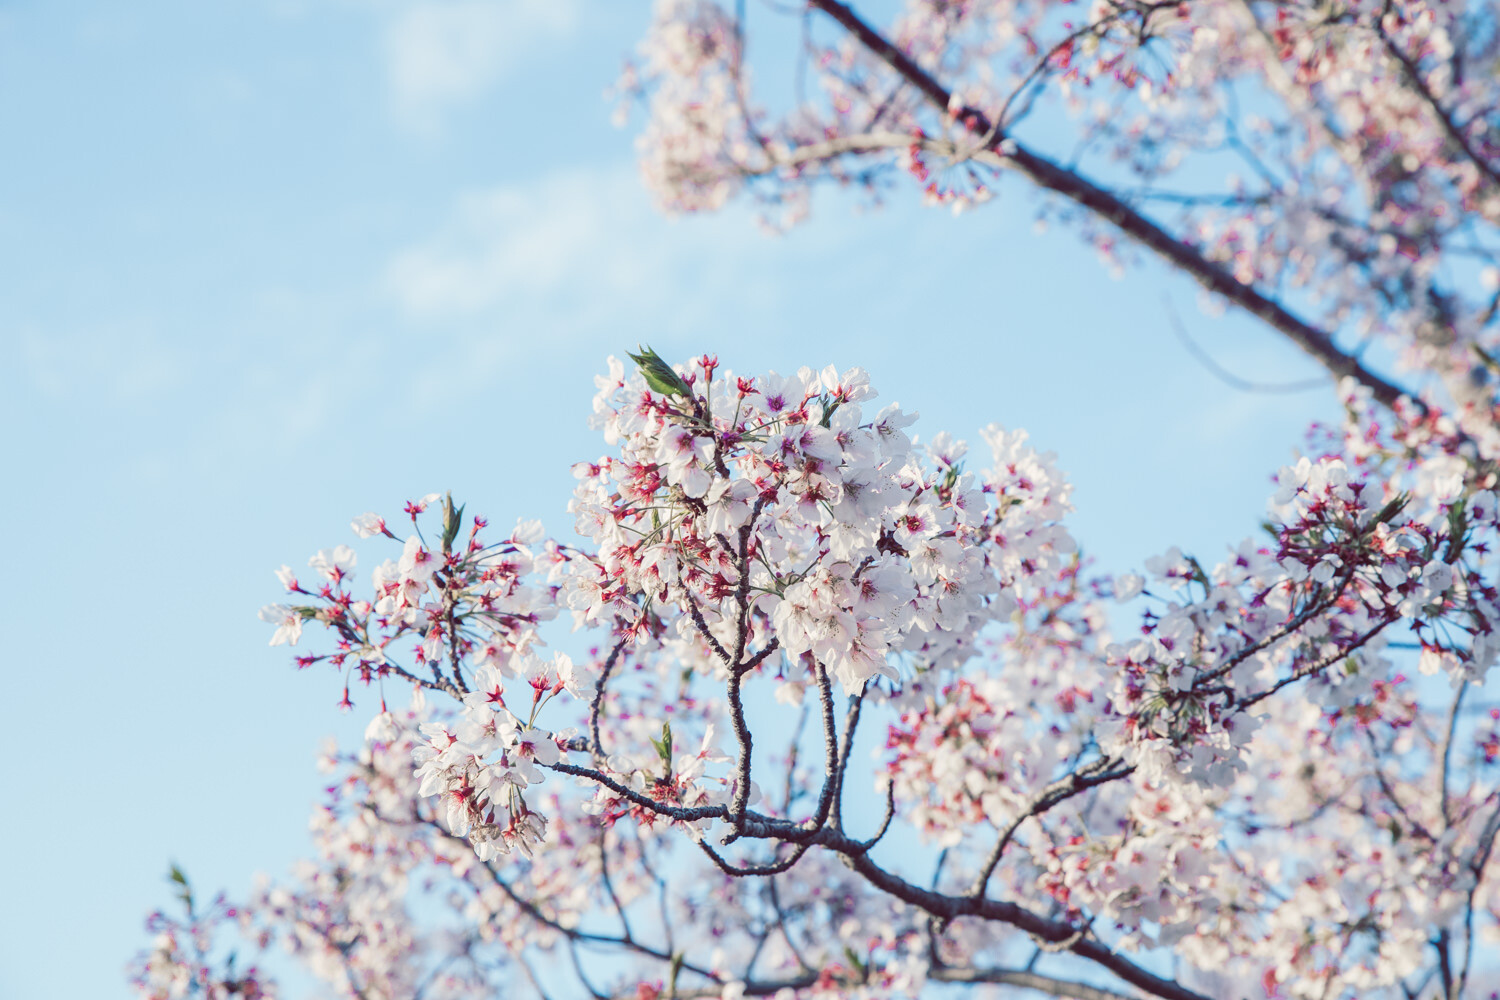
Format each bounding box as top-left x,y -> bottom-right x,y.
566,354 -> 1075,692
245,723 -> 430,1000
129,873 -> 274,1000
873,430 -> 1500,994
255,492 -> 588,861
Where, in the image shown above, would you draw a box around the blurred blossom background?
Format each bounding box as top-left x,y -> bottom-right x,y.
2,2 -> 1336,996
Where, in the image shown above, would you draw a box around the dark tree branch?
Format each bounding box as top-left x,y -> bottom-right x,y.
699,838 -> 812,877
1376,25 -> 1500,197
806,0 -> 1420,412
591,638 -> 629,760
542,762 -> 1210,1000
684,588 -> 736,667
738,637 -> 781,676
830,689 -> 863,832
815,826 -> 1212,1000
725,662 -> 757,832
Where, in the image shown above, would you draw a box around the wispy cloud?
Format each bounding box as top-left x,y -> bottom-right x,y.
380,162 -> 793,405
383,163 -> 782,325
386,167 -> 655,317
381,0 -> 578,126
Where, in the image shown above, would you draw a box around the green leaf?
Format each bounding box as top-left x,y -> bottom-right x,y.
1185,555 -> 1210,587
167,863 -> 194,915
627,345 -> 692,398
441,492 -> 465,554
818,395 -> 840,428
649,721 -> 674,773
1445,502 -> 1468,564
667,952 -> 684,998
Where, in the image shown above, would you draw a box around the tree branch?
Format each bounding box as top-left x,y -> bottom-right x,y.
806,0 -> 1419,412
810,827 -> 1213,1000
591,638 -> 629,760
969,757 -> 1135,898
1376,24 -> 1500,198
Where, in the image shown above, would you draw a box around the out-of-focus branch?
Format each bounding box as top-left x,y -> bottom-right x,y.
929,964 -> 1143,1000
969,756 -> 1134,898
1376,26 -> 1500,197
805,0 -> 1419,412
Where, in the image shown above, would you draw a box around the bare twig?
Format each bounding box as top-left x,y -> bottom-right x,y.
1441,681 -> 1468,829
969,757 -> 1134,898
592,638 -> 629,760
1163,294 -> 1329,394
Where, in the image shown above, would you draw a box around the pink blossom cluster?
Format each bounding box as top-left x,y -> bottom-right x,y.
129,883 -> 274,1000
566,355 -> 1074,691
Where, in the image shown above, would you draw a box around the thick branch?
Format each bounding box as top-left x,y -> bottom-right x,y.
806,0 -> 1418,412
726,665 -> 756,829
815,826 -> 1212,1000
546,761 -> 1207,1000
652,965 -> 1141,999
830,690 -> 863,832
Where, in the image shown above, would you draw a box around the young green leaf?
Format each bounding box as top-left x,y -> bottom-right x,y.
649,721 -> 674,773
167,863 -> 194,915
441,492 -> 465,554
627,345 -> 692,398
1445,502 -> 1469,564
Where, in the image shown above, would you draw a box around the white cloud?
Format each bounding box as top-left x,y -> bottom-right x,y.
386,167 -> 652,316
379,163 -> 794,406
383,164 -> 783,324
382,0 -> 578,124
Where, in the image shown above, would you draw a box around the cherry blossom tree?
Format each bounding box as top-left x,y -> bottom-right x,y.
132,2 -> 1500,1000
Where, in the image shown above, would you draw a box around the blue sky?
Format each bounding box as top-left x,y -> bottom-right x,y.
1,2 -> 1342,997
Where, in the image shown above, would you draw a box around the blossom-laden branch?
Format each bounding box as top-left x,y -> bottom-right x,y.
621,0 -> 1500,416
134,349 -> 1500,1000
